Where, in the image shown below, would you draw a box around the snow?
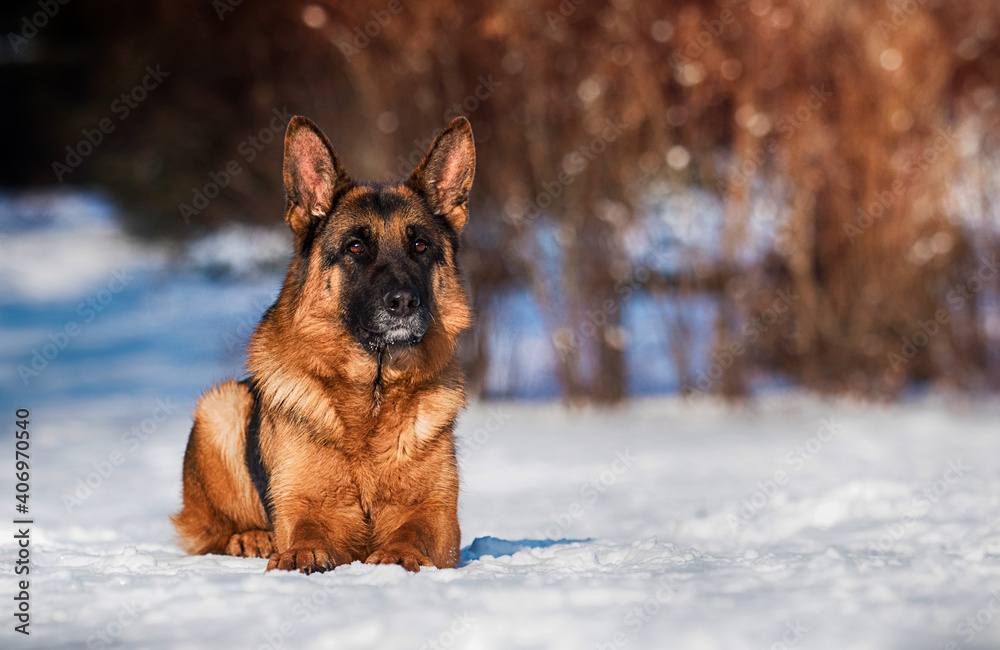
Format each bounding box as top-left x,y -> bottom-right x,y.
2,192 -> 1000,649
4,396 -> 1000,649
0,192 -> 166,303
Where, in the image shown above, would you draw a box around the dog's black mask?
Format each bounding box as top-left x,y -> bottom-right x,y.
318,186 -> 449,354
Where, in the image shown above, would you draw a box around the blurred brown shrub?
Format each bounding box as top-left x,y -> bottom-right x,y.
9,0 -> 1000,401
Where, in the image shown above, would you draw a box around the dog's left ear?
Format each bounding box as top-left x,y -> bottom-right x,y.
407,117 -> 476,233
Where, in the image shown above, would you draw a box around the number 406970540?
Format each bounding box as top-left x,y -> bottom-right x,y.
15,408 -> 30,513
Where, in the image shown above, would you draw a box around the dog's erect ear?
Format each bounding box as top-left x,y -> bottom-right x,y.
407,117 -> 476,233
283,116 -> 349,238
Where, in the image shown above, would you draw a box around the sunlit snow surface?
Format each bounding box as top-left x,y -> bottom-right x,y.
1,193 -> 999,649
3,397 -> 1000,649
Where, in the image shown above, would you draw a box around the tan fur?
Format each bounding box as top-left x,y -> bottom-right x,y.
172,116 -> 474,573
170,380 -> 270,555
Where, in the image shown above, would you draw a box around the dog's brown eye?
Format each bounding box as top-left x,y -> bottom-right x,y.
414,239 -> 428,253
348,241 -> 364,255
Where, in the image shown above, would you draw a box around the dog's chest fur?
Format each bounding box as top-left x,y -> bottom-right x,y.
260,371 -> 462,508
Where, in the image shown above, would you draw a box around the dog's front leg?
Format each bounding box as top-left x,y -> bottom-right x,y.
367,506 -> 460,571
266,516 -> 352,574
366,519 -> 435,572
265,478 -> 363,574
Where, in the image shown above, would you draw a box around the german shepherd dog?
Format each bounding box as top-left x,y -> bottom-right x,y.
171,115 -> 475,573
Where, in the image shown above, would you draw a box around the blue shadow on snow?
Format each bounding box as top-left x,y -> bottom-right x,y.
460,536 -> 591,565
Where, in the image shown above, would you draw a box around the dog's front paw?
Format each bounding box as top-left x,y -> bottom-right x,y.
266,547 -> 338,574
225,530 -> 276,558
365,543 -> 433,572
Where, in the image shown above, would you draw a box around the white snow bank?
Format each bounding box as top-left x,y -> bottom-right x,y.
183,222 -> 292,278
1,394 -> 999,649
0,191 -> 166,302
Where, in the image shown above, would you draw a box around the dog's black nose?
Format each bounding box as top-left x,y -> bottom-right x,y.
384,288 -> 420,317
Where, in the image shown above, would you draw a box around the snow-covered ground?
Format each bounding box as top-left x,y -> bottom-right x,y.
4,394 -> 1000,650
2,192 -> 1000,649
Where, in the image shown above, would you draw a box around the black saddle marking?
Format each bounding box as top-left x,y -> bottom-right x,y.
240,377 -> 274,526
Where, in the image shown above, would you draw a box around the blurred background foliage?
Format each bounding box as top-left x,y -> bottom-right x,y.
3,0 -> 1000,403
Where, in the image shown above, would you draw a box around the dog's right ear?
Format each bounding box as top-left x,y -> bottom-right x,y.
283,116 -> 350,239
